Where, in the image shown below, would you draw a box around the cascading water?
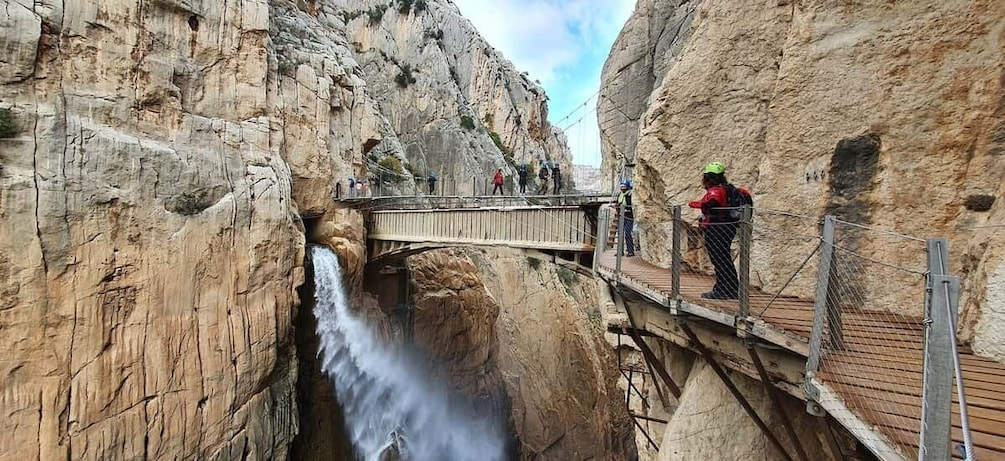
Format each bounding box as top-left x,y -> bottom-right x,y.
310,246 -> 506,461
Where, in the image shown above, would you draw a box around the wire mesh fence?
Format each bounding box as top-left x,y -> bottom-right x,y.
811,218 -> 930,458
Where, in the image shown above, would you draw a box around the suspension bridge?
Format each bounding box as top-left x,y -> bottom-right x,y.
336,193 -> 1005,461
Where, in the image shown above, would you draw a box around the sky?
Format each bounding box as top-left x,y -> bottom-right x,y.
452,0 -> 637,167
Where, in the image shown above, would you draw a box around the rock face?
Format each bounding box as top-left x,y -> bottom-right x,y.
406,248 -> 637,459
1,0 -> 572,459
335,0 -> 574,195
601,0 -> 1005,357
0,1 -> 304,458
656,356 -> 831,461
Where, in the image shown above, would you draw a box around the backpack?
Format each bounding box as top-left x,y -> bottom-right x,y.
724,184 -> 753,221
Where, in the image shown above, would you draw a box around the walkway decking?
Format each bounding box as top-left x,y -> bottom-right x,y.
596,251 -> 1005,460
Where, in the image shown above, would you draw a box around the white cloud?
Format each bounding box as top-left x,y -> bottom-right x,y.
452,0 -> 636,166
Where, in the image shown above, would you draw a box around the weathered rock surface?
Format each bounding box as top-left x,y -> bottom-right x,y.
1,0 -> 578,458
0,1 -> 305,458
656,357 -> 831,461
406,248 -> 637,459
336,0 -> 575,194
601,0 -> 1005,357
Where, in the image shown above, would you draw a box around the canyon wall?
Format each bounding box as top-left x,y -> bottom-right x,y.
0,0 -> 576,458
406,248 -> 637,460
335,0 -> 575,194
601,0 -> 1005,357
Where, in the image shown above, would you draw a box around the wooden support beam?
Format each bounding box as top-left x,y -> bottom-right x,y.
614,290 -> 683,399
748,343 -> 810,461
679,323 -> 795,461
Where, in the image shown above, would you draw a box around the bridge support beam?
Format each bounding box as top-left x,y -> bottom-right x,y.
680,323 -> 795,461
747,342 -> 810,461
614,289 -> 683,400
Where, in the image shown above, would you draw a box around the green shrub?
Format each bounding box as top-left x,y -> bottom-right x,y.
395,64 -> 417,88
483,113 -> 494,127
404,161 -> 422,179
557,266 -> 578,287
488,131 -> 509,156
459,115 -> 475,130
0,108 -> 18,139
378,156 -> 405,174
526,257 -> 540,270
366,5 -> 387,24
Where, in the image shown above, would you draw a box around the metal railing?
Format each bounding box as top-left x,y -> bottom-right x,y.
598,203 -> 975,459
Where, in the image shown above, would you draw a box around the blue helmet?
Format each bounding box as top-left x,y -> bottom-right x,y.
620,180 -> 632,189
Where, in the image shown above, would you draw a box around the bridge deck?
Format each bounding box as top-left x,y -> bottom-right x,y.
596,251 -> 1005,460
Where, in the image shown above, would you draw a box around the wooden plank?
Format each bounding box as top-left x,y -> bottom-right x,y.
831,382 -> 1005,442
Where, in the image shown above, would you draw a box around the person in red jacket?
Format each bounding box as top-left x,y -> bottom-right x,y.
492,168 -> 505,195
688,162 -> 738,299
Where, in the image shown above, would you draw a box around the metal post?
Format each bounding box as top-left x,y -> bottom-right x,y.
738,206 -> 753,318
672,205 -> 682,300
615,201 -> 626,286
938,272 -> 974,461
920,238 -> 951,461
471,176 -> 476,196
806,216 -> 836,375
680,323 -> 794,461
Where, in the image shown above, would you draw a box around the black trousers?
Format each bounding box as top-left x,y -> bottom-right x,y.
492,184 -> 504,195
622,216 -> 635,256
704,224 -> 738,295
428,183 -> 435,194
519,182 -> 526,193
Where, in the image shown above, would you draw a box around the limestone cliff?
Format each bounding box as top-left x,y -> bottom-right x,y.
601,0 -> 1005,358
0,0 -> 582,458
406,248 -> 637,460
336,0 -> 574,194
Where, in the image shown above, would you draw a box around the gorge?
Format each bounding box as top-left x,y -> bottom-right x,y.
2,0 -> 1004,460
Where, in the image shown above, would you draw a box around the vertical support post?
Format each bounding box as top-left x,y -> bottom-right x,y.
738,206 -> 753,318
806,216 -> 836,375
919,240 -> 953,460
471,176 -> 476,196
671,206 -> 682,301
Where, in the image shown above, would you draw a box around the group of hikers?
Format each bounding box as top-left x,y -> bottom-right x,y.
424,162 -> 563,196
614,161 -> 752,301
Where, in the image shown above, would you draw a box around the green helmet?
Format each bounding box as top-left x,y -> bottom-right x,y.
703,162 -> 726,174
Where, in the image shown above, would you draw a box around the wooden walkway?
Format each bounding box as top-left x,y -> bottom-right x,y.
596,251 -> 1005,460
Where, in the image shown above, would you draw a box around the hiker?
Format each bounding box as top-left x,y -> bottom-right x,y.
536,162 -> 550,194
551,164 -> 562,194
612,180 -> 635,256
492,169 -> 505,195
517,165 -> 529,195
427,172 -> 437,195
348,177 -> 356,198
688,161 -> 745,300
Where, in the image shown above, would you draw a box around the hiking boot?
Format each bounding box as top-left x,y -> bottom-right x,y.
701,291 -> 737,300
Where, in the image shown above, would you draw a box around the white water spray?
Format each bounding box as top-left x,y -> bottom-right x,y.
310,246 -> 506,461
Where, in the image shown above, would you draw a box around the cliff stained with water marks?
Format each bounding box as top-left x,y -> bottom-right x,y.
599,0 -> 1005,458
602,0 -> 1005,357
0,0 -> 577,458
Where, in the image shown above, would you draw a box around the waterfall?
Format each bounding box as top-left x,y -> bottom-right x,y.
310,246 -> 506,461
